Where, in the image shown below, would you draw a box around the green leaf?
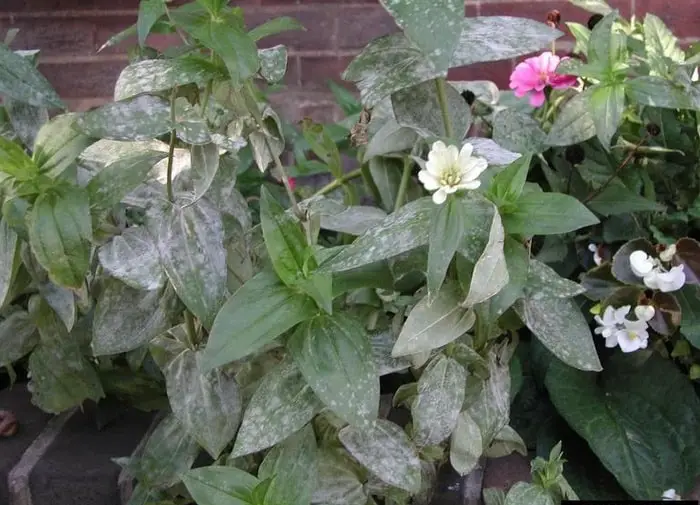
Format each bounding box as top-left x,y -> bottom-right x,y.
370,330 -> 411,376
504,483 -> 555,505
32,113 -> 95,178
379,0 -> 462,72
427,197 -> 465,299
115,58 -> 219,101
502,192 -> 599,236
173,8 -> 258,85
204,270 -> 317,368
0,217 -> 21,309
259,45 -> 288,84
525,258 -> 586,298
0,136 -> 38,181
463,209 -> 508,307
28,187 -> 92,289
183,466 -> 258,505
488,237 -> 530,316
320,197 -> 433,273
364,118 -> 419,160
587,180 -> 664,215
515,296 -> 602,371
488,155 -> 532,205
0,311 -> 38,365
301,119 -> 343,177
86,150 -> 167,211
392,281 -> 476,357
368,157 -> 404,211
4,98 -> 48,149
492,109 -> 546,154
545,93 -> 596,146
0,42 -> 64,108
412,355 -> 466,446
392,79 -> 471,139
151,200 -> 228,329
258,425 -> 317,505
164,348 -> 241,458
288,313 -> 379,426
339,420 -> 422,493
644,13 -> 684,75
137,0 -> 166,47
567,22 -> 591,55
626,76 -> 700,110
77,95 -> 173,141
92,279 -> 179,355
98,226 -> 166,291
312,449 -> 367,505
190,142 -> 220,203
449,411 -> 483,476
546,354 -> 700,499
329,80 -> 362,116
676,285 -> 700,349
295,271 -> 333,314
249,16 -> 305,42
232,361 -> 322,457
588,84 -> 625,148
451,17 -> 562,67
249,106 -> 284,173
570,0 -> 613,15
587,12 -> 626,75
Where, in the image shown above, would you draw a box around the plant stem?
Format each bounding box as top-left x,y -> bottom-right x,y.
166,88 -> 178,203
184,310 -> 197,350
312,168 -> 363,197
394,156 -> 412,213
435,77 -> 454,139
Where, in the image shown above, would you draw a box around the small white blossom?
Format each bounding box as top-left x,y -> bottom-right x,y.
419,141 -> 488,205
594,305 -> 655,353
660,244 -> 677,263
594,306 -> 631,349
662,488 -> 682,501
588,243 -> 603,266
629,250 -> 686,293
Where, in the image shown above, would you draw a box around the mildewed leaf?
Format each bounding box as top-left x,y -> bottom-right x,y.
339,420 -> 421,493
644,13 -> 684,75
259,45 -> 288,84
4,98 -> 48,149
588,84 -> 625,148
492,109 -> 546,154
412,355 -> 466,446
364,118 -> 419,160
0,217 -> 20,308
504,483 -> 555,505
393,281 -> 476,357
151,199 -> 228,329
0,311 -> 38,365
203,271 -> 318,370
28,187 -> 92,289
312,449 -> 367,505
0,42 -> 64,108
115,58 -> 219,101
525,259 -> 587,298
249,106 -> 284,173
289,313 -> 379,426
189,142 -> 220,203
183,466 -> 259,505
626,76 -> 700,111
450,411 -> 483,476
232,361 -> 322,457
77,95 -> 173,141
137,0 -> 166,47
545,93 -> 596,146
427,197 -> 465,300
98,226 -> 166,291
370,329 -> 411,376
464,209 -> 508,307
258,425 -> 317,505
164,348 -> 242,458
546,354 -> 700,499
32,113 -> 95,178
92,279 -> 179,356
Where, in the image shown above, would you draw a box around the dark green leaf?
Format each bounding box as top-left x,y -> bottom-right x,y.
427,197 -> 465,299
587,180 -> 664,216
32,113 -> 95,178
488,155 -> 532,205
137,0 -> 166,47
588,84 -> 625,148
545,93 -> 596,146
502,192 -> 599,236
248,16 -> 305,42
0,217 -> 21,308
0,42 -> 64,108
492,109 -> 545,154
301,119 -> 343,177
0,135 -> 38,181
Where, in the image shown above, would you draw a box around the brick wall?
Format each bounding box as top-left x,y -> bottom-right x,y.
1,0 -> 699,122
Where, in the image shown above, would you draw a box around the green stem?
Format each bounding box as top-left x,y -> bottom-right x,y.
435,77 -> 454,139
312,168 -> 363,197
184,310 -> 197,350
394,156 -> 412,213
166,89 -> 178,203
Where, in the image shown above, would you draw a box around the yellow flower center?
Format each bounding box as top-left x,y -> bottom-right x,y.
628,331 -> 638,340
439,165 -> 461,187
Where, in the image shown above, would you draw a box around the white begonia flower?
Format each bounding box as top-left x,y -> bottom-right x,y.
594,305 -> 655,353
594,306 -> 631,349
660,244 -> 677,263
629,249 -> 686,293
634,304 -> 656,322
419,141 -> 488,205
588,243 -> 603,266
662,488 -> 682,501
629,250 -> 655,277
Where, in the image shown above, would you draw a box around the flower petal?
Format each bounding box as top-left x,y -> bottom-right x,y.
418,170 -> 440,190
529,90 -> 546,108
634,305 -> 656,322
432,188 -> 447,205
629,250 -> 655,277
461,157 -> 489,182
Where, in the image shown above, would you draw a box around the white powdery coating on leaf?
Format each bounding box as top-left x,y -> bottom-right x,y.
370,330 -> 411,376
526,259 -> 587,298
115,59 -> 212,101
98,226 -> 165,291
77,95 -> 173,142
312,449 -> 367,505
465,209 -> 509,306
259,45 -> 288,83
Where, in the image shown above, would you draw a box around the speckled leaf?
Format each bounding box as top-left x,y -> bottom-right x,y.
343,33 -> 442,107
413,355 -> 466,446
0,42 -> 64,108
5,98 -> 48,149
320,197 -> 433,273
258,425 -> 317,505
232,361 -> 322,457
182,466 -> 258,505
87,150 -> 167,211
40,283 -> 76,331
379,0 -> 462,72
28,187 -> 92,290
249,106 -> 284,173
493,109 -> 546,154
114,58 -> 216,101
77,95 -> 173,141
485,426 -> 527,458
339,419 -> 421,493
32,113 -> 95,178
312,449 -> 367,505
546,93 -> 596,146
488,237 -> 529,317
466,138 -> 521,166
589,84 -> 625,148
626,76 -> 700,110
92,279 -> 179,356
0,311 -> 38,365
98,226 -> 165,291
189,142 -> 219,203
451,17 -> 562,67
0,217 -> 20,308
525,259 -> 586,298
464,209 -> 508,306
164,348 -> 242,458
504,483 -> 555,505
364,118 -> 419,160
370,329 -> 411,376
203,271 -> 318,370
449,411 -> 483,476
259,45 -> 288,83
127,414 -> 200,489
393,281 -> 476,357
289,313 -> 379,426
515,296 -> 602,371
306,198 -> 388,236
174,98 -> 211,145
427,196 -> 465,300
137,0 -> 165,47
151,199 -> 228,329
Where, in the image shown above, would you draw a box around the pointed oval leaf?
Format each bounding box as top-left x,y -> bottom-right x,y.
98,226 -> 166,291
492,108 -> 546,154
450,411 -> 483,476
189,142 -> 220,203
546,93 -> 596,146
77,95 -> 172,141
182,466 -> 259,505
32,113 -> 95,178
502,192 -> 599,236
0,42 -> 64,108
0,217 -> 21,308
525,259 -> 586,298
312,449 -> 367,505
0,311 -> 38,365
504,483 -> 555,505
259,45 -> 288,84
427,196 -> 465,299
464,209 -> 509,306
370,329 -> 411,376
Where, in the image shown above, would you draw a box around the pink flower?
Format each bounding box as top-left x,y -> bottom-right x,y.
288,177 -> 296,191
509,52 -> 578,107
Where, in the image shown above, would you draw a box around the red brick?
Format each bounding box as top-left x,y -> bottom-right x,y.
0,0 -> 137,11
3,16 -> 97,56
635,0 -> 700,39
94,14 -> 183,54
300,102 -> 341,123
300,55 -> 354,90
335,6 -> 397,50
448,60 -> 514,88
39,59 -> 126,98
245,7 -> 336,51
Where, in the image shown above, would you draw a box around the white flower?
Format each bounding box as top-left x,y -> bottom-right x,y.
634,304 -> 656,322
630,250 -> 655,277
594,306 -> 631,349
629,249 -> 686,293
419,141 -> 488,205
594,305 -> 654,353
662,488 -> 682,500
660,244 -> 677,263
588,243 -> 603,266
